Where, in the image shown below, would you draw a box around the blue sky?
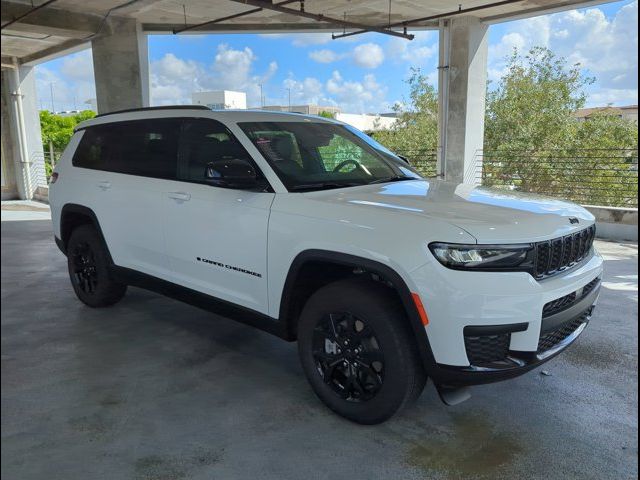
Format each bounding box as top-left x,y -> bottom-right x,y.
36,0 -> 638,113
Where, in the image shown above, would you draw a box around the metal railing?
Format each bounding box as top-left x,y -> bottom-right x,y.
33,146 -> 639,208
397,148 -> 638,208
480,149 -> 638,208
394,149 -> 438,177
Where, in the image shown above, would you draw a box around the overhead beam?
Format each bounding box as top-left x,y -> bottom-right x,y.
110,0 -> 165,16
332,0 -> 521,40
1,0 -> 104,37
0,0 -> 58,30
481,0 -> 615,24
19,38 -> 90,66
173,0 -> 299,34
227,0 -> 414,40
144,22 -> 356,33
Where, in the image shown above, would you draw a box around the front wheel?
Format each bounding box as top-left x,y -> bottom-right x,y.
297,278 -> 426,424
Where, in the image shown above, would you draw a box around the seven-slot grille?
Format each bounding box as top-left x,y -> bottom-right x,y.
534,225 -> 596,279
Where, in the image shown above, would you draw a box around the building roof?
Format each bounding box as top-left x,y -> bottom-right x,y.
1,0 -> 617,66
573,105 -> 639,118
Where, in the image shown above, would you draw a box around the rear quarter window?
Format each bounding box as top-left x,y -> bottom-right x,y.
72,119 -> 181,179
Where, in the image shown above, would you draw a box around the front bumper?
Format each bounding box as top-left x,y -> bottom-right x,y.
433,293 -> 597,387
409,248 -> 603,385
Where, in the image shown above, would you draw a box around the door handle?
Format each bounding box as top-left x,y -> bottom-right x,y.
168,192 -> 191,202
97,181 -> 111,190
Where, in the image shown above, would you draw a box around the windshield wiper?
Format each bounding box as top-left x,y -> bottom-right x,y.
289,182 -> 363,192
368,175 -> 416,185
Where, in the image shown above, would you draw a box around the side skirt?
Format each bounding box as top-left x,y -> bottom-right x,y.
111,266 -> 292,341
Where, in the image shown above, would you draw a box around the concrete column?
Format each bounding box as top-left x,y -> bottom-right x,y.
91,17 -> 149,114
2,62 -> 46,200
437,17 -> 488,184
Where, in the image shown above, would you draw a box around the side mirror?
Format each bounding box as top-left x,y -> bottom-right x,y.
397,154 -> 410,164
205,158 -> 258,188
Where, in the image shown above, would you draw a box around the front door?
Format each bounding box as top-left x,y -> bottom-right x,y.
162,118 -> 274,314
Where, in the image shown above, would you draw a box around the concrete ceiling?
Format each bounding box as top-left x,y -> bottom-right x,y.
1,0 -> 613,65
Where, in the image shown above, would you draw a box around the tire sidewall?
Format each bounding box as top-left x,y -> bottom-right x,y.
67,225 -> 124,307
298,279 -> 420,424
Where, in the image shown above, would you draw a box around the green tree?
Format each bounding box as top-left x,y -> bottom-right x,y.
371,69 -> 438,176
318,110 -> 336,119
483,47 -> 637,206
40,110 -> 95,175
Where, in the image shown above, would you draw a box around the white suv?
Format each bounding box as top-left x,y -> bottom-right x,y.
49,106 -> 603,424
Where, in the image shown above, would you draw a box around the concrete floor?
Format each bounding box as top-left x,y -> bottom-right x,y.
1,219 -> 638,480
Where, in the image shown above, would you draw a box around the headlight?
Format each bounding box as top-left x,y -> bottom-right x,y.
429,243 -> 535,271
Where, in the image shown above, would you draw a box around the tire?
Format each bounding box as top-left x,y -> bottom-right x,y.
297,277 -> 427,424
66,224 -> 127,307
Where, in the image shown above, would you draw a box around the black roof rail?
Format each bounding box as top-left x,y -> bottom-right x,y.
94,105 -> 211,118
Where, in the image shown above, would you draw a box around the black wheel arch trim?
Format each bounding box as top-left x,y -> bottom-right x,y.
278,249 -> 441,375
58,204 -> 113,263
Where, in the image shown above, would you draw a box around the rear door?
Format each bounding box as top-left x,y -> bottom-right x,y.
73,118 -> 182,279
162,118 -> 274,314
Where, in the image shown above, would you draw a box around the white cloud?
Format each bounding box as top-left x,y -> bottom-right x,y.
352,43 -> 385,68
386,30 -> 438,64
489,0 -> 638,105
279,69 -> 390,113
59,49 -> 94,82
325,70 -> 388,112
284,75 -> 325,105
149,45 -> 278,107
35,49 -> 96,111
308,49 -> 345,63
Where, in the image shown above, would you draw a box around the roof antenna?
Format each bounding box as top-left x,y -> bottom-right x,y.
300,0 -> 304,13
182,4 -> 187,28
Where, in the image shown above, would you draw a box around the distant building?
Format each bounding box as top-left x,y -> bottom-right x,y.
261,104 -> 341,116
192,90 -> 247,110
335,113 -> 397,132
55,110 -> 82,117
573,105 -> 638,123
258,104 -> 396,131
85,98 -> 98,112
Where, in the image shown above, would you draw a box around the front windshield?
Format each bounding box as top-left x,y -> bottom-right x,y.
238,121 -> 422,191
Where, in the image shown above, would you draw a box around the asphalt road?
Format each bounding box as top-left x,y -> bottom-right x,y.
1,219 -> 638,480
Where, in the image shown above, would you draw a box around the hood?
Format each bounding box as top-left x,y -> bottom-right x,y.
303,179 -> 595,243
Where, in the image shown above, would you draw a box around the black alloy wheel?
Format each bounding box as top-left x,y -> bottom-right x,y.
71,242 -> 98,294
313,312 -> 384,402
298,278 -> 427,424
66,224 -> 127,307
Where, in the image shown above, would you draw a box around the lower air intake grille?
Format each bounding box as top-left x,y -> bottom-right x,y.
537,309 -> 592,352
542,277 -> 601,318
464,333 -> 510,365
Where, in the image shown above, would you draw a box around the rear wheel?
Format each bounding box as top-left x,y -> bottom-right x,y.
67,225 -> 127,307
298,278 -> 426,424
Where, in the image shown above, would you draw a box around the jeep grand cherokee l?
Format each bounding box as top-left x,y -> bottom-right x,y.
49,106 -> 602,424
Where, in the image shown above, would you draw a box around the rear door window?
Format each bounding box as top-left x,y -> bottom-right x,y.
72,119 -> 181,180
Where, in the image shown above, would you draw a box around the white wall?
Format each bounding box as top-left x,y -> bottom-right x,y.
192,90 -> 246,110
335,113 -> 397,132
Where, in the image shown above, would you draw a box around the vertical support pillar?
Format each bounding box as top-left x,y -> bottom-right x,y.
437,16 -> 488,184
3,60 -> 45,200
91,17 -> 149,114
